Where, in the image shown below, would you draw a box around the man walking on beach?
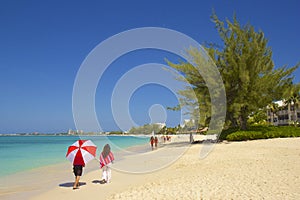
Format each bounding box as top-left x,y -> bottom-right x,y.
73,164 -> 84,189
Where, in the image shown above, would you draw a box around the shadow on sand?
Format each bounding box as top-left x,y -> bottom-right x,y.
92,180 -> 102,184
160,141 -> 191,148
160,140 -> 218,148
191,139 -> 218,144
59,182 -> 86,187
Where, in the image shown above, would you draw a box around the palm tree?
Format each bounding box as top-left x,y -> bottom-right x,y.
284,84 -> 300,125
268,102 -> 279,125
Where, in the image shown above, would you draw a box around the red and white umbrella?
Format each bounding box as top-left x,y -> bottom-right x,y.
66,140 -> 97,166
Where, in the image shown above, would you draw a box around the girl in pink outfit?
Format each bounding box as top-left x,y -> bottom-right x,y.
99,144 -> 114,184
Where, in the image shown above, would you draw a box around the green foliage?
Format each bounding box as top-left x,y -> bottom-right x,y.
283,84 -> 300,125
248,109 -> 268,125
167,12 -> 299,131
166,60 -> 206,127
128,124 -> 163,135
226,131 -> 265,141
221,126 -> 300,141
166,127 -> 177,135
218,127 -> 240,140
209,13 -> 299,130
108,131 -> 124,135
283,80 -> 300,103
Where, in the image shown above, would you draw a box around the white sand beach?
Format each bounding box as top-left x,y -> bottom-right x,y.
1,136 -> 300,200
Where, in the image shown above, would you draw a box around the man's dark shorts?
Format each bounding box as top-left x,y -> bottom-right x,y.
73,165 -> 83,176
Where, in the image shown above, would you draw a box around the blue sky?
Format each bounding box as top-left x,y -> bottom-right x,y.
0,0 -> 299,133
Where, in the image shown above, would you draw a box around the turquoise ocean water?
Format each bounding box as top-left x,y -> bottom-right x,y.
0,135 -> 149,177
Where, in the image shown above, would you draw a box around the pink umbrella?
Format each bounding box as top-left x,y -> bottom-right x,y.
66,140 -> 97,166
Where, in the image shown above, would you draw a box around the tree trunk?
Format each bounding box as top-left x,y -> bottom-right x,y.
288,103 -> 291,122
239,106 -> 248,130
228,112 -> 238,128
239,115 -> 248,130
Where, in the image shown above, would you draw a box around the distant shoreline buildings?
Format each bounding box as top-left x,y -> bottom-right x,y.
67,129 -> 107,135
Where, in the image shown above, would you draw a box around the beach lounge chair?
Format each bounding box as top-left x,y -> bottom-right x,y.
198,127 -> 208,133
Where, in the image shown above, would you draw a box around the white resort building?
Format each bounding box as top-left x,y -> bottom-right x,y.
267,100 -> 300,126
154,122 -> 166,129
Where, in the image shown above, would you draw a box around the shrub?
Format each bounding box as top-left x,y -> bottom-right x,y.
226,131 -> 266,141
219,127 -> 239,141
221,125 -> 300,141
